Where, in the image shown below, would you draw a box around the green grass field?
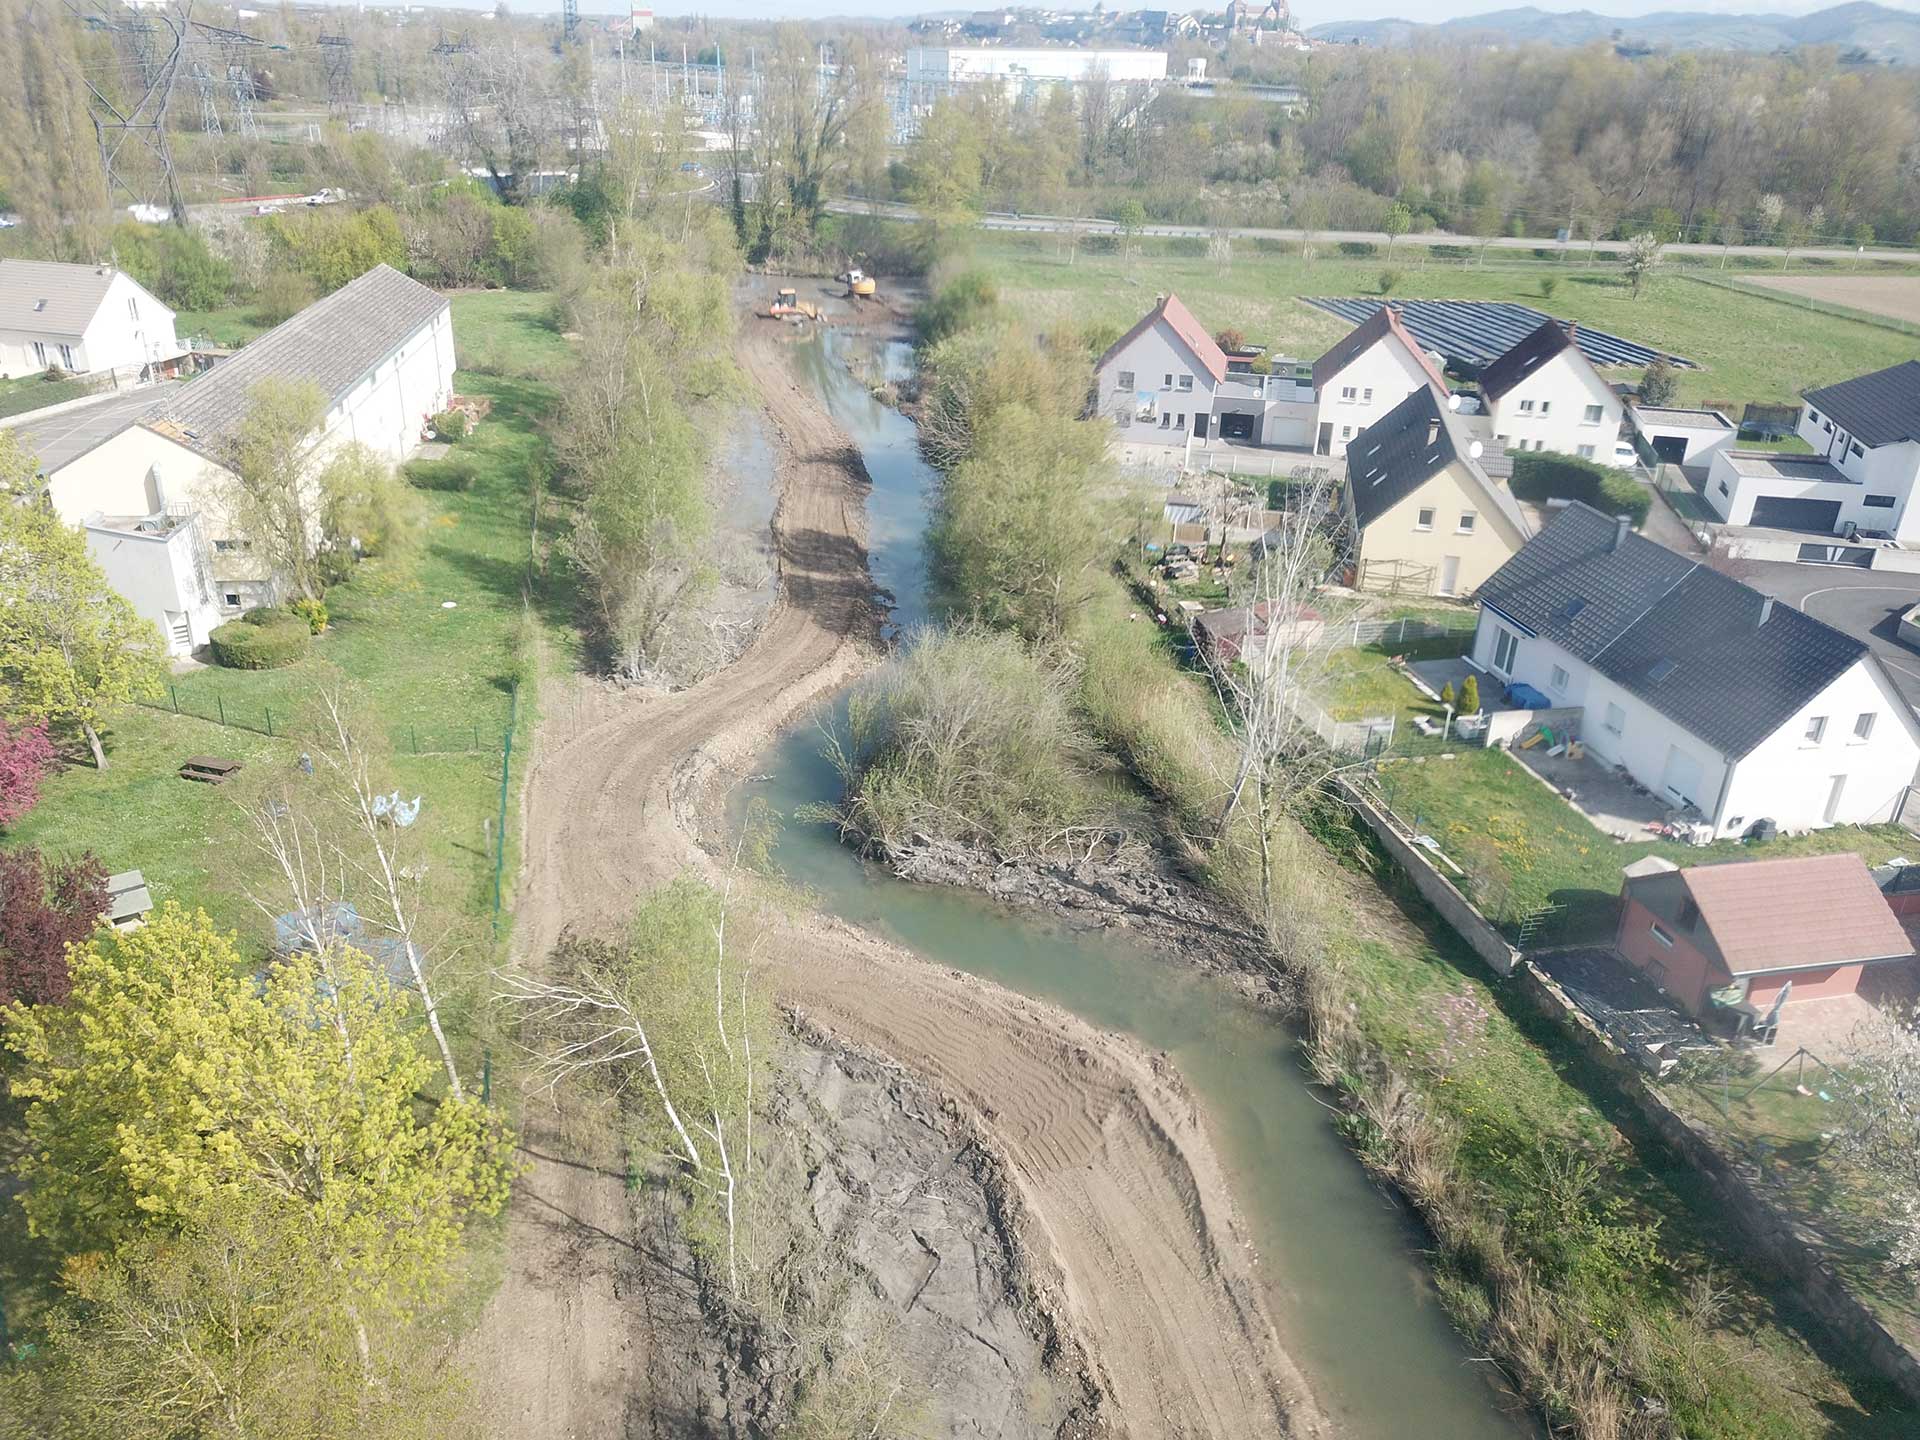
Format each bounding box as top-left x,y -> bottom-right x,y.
1372,746 -> 1911,941
966,233 -> 1917,408
8,290 -> 574,954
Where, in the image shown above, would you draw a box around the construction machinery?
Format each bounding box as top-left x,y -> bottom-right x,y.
842,268 -> 878,300
765,287 -> 819,321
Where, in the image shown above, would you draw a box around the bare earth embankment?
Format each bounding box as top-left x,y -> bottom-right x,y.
469,313 -> 1323,1438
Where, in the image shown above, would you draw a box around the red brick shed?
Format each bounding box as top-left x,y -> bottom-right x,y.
1614,852 -> 1913,1017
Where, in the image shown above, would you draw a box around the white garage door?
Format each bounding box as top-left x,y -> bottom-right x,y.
1661,745 -> 1704,805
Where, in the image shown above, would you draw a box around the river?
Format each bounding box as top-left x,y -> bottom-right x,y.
738,326 -> 1536,1439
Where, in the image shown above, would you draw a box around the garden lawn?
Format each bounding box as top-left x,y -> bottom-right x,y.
8,289 -> 575,958
1371,745 -> 1911,942
968,232 -> 1917,408
173,304 -> 274,348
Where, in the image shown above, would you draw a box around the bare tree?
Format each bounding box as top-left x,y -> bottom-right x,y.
1195,465 -> 1353,934
1838,1002 -> 1920,1269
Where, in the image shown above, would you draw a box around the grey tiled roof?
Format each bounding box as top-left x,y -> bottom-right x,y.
1478,317 -> 1574,401
140,265 -> 447,460
1345,386 -> 1529,535
0,259 -> 132,337
1803,361 -> 1920,448
1476,503 -> 1867,757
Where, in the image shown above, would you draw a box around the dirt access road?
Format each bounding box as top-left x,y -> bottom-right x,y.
470,311 -> 1324,1438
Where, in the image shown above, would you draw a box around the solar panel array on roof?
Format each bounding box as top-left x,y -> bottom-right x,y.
1304,299 -> 1694,372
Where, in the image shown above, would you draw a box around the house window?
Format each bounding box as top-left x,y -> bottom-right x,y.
1805,715 -> 1828,744
58,344 -> 74,369
31,341 -> 46,367
1177,375 -> 1194,393
1649,923 -> 1674,948
1604,702 -> 1625,736
1362,387 -> 1373,402
1164,373 -> 1173,388
1576,444 -> 1596,459
1850,441 -> 1865,459
1493,627 -> 1518,673
1415,507 -> 1435,531
1341,425 -> 1351,438
1865,494 -> 1896,509
1855,712 -> 1876,742
222,591 -> 241,609
1550,664 -> 1569,691
1808,408 -> 1821,424
1341,385 -> 1357,401
1160,414 -> 1171,429
1717,480 -> 1730,496
1518,399 -> 1535,413
1583,404 -> 1604,423
1539,401 -> 1552,416
1456,512 -> 1476,534
1495,433 -> 1509,444
1117,369 -> 1135,390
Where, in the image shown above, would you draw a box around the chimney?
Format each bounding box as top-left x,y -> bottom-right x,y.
1611,514 -> 1630,551
1759,595 -> 1774,627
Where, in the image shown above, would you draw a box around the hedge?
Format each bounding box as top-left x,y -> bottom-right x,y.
209,608 -> 310,669
404,455 -> 478,492
1506,452 -> 1651,527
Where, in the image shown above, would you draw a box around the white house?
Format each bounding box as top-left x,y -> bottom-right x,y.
1471,502 -> 1920,835
1479,319 -> 1624,461
1704,361 -> 1920,542
1309,304 -> 1449,458
1627,405 -> 1735,469
1095,292 -> 1232,445
0,259 -> 185,383
34,264 -> 455,656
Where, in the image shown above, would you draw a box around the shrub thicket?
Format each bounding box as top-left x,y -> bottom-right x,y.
209,608 -> 309,669
1506,452 -> 1650,526
430,409 -> 471,442
404,455 -> 478,492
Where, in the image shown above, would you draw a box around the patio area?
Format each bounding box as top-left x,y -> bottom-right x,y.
1510,744 -> 1679,843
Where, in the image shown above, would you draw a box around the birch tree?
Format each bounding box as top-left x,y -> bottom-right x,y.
1197,465 -> 1351,936
496,875 -> 767,1296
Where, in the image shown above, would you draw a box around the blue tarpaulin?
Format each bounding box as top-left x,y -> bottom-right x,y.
1505,682 -> 1552,709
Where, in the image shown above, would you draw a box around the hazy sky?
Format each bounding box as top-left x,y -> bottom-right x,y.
414,0 -> 1918,26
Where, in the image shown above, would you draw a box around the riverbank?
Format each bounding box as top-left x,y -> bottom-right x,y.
472,301 -> 1328,1437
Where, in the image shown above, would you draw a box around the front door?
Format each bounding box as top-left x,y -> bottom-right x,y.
1825,773 -> 1847,823
1438,555 -> 1461,596
1316,422 -> 1332,456
1194,412 -> 1209,440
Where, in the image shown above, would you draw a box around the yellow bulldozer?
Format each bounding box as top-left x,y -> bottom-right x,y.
765,287 -> 819,320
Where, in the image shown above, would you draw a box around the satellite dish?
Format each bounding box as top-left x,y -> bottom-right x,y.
1447,392 -> 1462,411
1468,440 -> 1484,459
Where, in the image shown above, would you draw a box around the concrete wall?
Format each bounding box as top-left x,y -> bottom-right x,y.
1318,339 -> 1436,457
1337,775 -> 1521,975
1510,959 -> 1920,1407
82,517 -> 221,656
1488,348 -> 1624,460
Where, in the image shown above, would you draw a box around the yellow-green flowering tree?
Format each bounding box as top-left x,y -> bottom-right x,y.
4,904 -> 516,1321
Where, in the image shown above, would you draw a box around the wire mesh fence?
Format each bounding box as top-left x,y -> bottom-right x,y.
144,684 -> 510,755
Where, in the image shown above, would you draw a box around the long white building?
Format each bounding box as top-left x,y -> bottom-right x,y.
30,265 -> 455,656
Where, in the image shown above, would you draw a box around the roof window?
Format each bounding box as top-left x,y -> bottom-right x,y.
1557,597 -> 1587,621
1648,658 -> 1678,682
32,299 -> 46,312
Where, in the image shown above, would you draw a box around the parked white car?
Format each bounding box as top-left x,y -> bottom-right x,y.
126,203 -> 169,224
1611,439 -> 1640,470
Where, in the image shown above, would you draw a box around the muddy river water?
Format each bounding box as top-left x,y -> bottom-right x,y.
738,328 -> 1537,1439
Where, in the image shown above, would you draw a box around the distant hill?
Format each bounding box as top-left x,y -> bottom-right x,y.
1307,2 -> 1920,62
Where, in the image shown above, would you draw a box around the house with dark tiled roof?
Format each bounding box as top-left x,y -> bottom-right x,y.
1342,387 -> 1529,596
35,265 -> 454,655
1705,360 -> 1920,540
1309,303 -> 1449,459
1472,503 -> 1920,835
1479,318 -> 1625,461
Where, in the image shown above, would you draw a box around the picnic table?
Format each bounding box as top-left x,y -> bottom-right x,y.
179,755 -> 243,785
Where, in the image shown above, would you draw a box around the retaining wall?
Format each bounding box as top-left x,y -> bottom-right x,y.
1510,960 -> 1920,1406
1337,774 -> 1521,976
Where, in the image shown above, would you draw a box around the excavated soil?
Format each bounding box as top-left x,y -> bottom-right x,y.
468,312 -> 1326,1438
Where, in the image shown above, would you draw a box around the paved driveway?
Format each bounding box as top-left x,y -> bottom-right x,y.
7,383 -> 176,472
1738,560 -> 1920,710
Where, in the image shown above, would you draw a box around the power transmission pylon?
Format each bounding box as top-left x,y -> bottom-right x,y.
562,0 -> 579,46
191,57 -> 223,137
318,33 -> 354,119
61,0 -> 191,225
191,21 -> 278,141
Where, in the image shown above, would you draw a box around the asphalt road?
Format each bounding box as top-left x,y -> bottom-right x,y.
1740,560 -> 1920,711
7,384 -> 175,471
825,197 -> 1920,265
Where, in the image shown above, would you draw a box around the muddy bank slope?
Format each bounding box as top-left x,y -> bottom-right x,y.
486,314 -> 1324,1438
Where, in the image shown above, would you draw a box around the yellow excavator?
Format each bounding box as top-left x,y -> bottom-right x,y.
842,268 -> 878,300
